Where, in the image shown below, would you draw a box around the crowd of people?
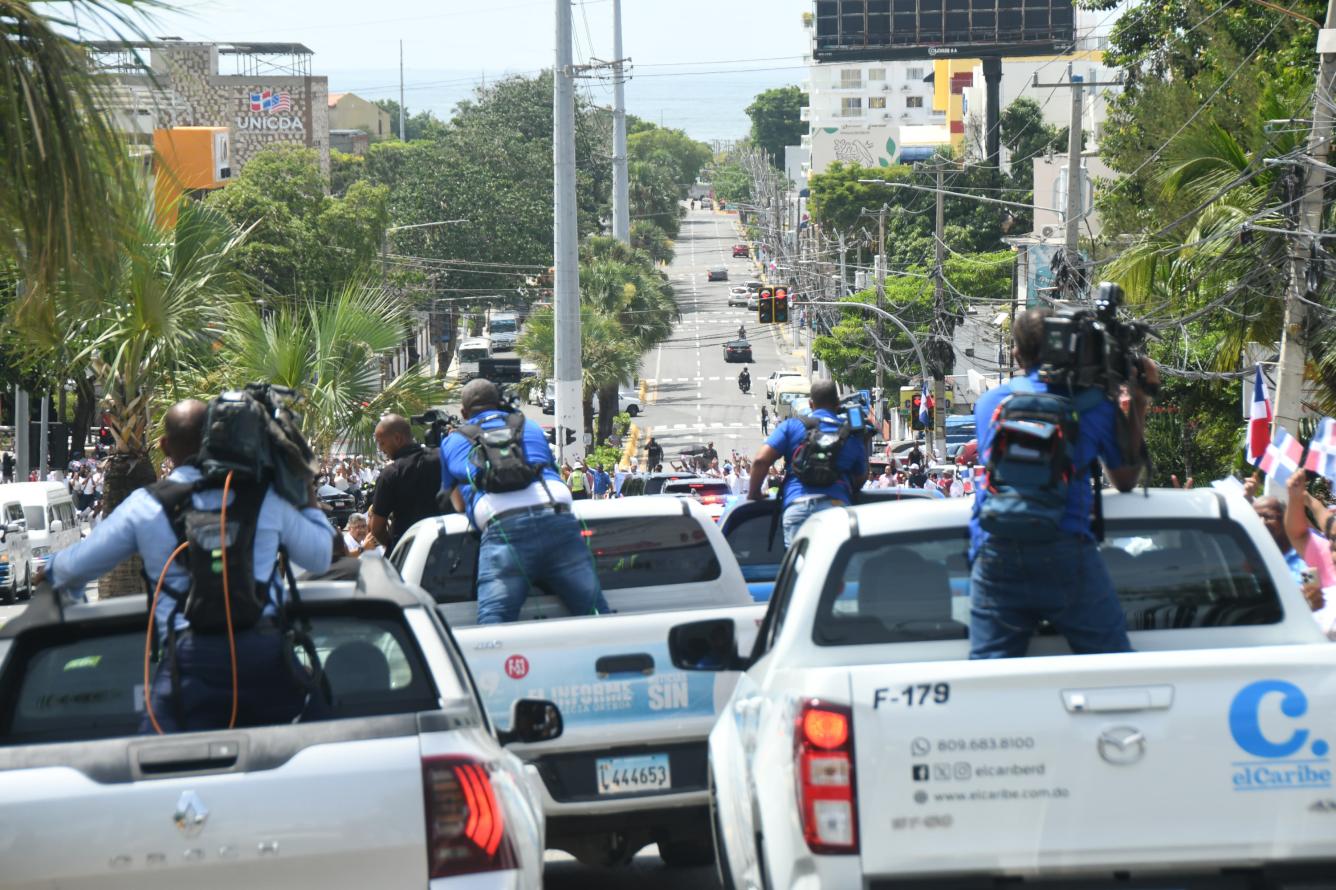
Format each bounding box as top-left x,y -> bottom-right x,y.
1248,470 -> 1336,640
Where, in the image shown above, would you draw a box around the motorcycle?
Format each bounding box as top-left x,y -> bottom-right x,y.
738,374 -> 751,394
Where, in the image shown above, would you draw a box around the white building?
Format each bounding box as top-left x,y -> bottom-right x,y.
802,61 -> 941,132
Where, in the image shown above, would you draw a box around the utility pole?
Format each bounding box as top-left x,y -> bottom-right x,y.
874,204 -> 887,433
1032,65 -> 1121,301
38,393 -> 48,480
610,0 -> 631,243
932,166 -> 947,458
399,40 -> 406,141
554,0 -> 584,462
14,387 -> 28,482
1272,3 -> 1336,485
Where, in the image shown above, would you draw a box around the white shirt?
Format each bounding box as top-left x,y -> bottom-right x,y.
949,478 -> 964,498
333,473 -> 350,492
473,479 -> 574,531
1312,591 -> 1336,641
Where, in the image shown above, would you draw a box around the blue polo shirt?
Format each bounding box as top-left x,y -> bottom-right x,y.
439,409 -> 565,526
970,370 -> 1124,553
766,409 -> 868,509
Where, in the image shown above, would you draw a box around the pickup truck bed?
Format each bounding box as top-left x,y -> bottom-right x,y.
0,561 -> 547,889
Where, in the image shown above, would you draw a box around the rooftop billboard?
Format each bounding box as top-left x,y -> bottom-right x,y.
812,0 -> 1076,62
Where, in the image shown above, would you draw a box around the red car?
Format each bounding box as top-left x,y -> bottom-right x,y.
732,244 -> 750,258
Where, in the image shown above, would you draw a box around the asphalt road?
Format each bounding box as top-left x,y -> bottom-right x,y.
0,601 -> 24,629
640,207 -> 803,467
544,846 -> 719,889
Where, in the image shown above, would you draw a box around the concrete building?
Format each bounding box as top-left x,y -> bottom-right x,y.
328,92 -> 393,141
330,129 -> 372,156
90,40 -> 330,176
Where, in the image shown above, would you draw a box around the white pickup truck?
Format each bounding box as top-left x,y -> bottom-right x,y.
0,560 -> 561,890
391,496 -> 764,867
668,489 -> 1336,889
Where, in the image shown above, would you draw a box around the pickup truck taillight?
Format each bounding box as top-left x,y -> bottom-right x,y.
423,756 -> 516,878
795,700 -> 858,855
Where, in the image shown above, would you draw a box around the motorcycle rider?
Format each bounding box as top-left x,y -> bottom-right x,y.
738,366 -> 751,393
737,323 -> 746,340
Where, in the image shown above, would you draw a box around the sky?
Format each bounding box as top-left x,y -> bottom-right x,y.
130,0 -> 814,140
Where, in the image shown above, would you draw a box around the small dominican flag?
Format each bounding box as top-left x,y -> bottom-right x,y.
1304,417 -> 1336,483
1260,426 -> 1306,485
1249,365 -> 1273,466
918,381 -> 931,427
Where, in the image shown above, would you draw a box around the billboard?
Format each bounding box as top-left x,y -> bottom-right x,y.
813,0 -> 1076,62
810,124 -> 901,174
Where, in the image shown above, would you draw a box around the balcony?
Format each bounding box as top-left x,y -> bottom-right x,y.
800,106 -> 812,122
834,80 -> 865,91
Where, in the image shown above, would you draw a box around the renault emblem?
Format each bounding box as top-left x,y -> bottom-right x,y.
174,791 -> 209,837
1097,726 -> 1146,765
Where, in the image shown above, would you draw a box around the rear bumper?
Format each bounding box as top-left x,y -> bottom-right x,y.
864,861 -> 1336,890
430,868 -> 531,889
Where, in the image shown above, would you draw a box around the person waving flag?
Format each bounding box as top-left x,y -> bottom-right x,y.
1304,417 -> 1336,484
1249,365 -> 1272,466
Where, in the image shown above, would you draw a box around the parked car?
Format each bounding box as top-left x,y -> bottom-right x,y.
732,244 -> 749,258
728,286 -> 751,308
390,498 -> 761,867
707,266 -> 728,282
745,280 -> 764,293
747,293 -> 760,311
594,388 -> 643,418
317,483 -> 357,528
766,370 -> 804,400
0,558 -> 561,889
723,339 -> 753,363
676,489 -> 1336,889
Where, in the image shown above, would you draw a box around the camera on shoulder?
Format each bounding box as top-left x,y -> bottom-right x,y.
1037,282 -> 1158,399
412,409 -> 461,448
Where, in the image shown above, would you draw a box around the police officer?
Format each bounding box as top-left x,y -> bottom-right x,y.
367,414 -> 444,553
747,380 -> 868,547
40,399 -> 336,731
440,379 -> 608,624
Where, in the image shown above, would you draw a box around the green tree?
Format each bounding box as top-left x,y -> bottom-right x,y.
710,160 -> 752,206
207,146 -> 388,297
519,307 -> 640,437
746,86 -> 807,164
29,201 -> 251,595
631,220 -> 674,265
205,280 -> 443,458
373,99 -> 450,141
627,125 -> 713,195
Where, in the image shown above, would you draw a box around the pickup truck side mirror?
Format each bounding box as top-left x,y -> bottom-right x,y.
498,698 -> 563,746
4,522 -> 20,536
668,618 -> 748,672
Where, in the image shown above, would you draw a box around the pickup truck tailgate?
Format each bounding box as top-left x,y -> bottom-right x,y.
1,732 -> 427,889
850,646 -> 1336,879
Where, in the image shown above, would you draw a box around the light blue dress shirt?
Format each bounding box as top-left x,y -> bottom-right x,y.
48,465 -> 335,636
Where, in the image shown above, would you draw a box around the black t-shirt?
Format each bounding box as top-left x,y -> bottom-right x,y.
372,443 -> 446,548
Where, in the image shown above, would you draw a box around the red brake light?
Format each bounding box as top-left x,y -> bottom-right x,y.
423,756 -> 516,878
795,701 -> 858,855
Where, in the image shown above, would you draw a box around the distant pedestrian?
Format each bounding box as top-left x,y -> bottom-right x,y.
568,462 -> 590,500
760,405 -> 770,435
592,464 -> 611,499
1,450 -> 12,483
646,437 -> 663,470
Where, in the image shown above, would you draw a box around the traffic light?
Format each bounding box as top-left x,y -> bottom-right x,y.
774,287 -> 789,323
758,289 -> 774,323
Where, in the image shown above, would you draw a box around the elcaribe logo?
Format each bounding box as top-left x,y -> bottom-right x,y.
1229,680 -> 1331,791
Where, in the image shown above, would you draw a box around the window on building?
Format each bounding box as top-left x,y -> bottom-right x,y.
869,96 -> 887,109
841,97 -> 864,117
907,67 -> 924,81
868,67 -> 886,81
840,68 -> 863,89
907,96 -> 925,109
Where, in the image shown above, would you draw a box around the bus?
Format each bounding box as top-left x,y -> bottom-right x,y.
457,336 -> 492,380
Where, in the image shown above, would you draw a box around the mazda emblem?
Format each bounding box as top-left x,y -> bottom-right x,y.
174,791 -> 209,837
1097,726 -> 1146,765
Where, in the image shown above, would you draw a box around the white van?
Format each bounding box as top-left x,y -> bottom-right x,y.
457,336 -> 492,380
771,376 -> 812,418
487,311 -> 519,352
0,482 -> 80,576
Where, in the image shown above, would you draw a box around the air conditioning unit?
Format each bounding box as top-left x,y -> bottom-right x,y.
901,84 -> 912,91
900,112 -> 911,119
1040,225 -> 1060,239
883,83 -> 892,91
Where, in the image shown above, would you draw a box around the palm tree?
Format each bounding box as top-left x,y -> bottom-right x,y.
208,279 -> 445,458
518,306 -> 640,436
1,1 -> 150,305
27,199 -> 251,595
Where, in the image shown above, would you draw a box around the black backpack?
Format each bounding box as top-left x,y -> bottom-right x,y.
458,412 -> 541,493
148,477 -> 270,633
789,415 -> 851,487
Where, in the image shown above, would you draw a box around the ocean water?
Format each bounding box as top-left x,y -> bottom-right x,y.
325,66 -> 805,144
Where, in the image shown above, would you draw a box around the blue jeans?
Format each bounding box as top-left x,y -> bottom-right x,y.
782,497 -> 843,548
969,534 -> 1132,659
477,510 -> 608,624
143,623 -> 323,733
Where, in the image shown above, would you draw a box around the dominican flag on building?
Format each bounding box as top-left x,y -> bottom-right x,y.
1249,365 -> 1273,465
1304,417 -> 1336,483
249,89 -> 292,113
1260,426 -> 1305,485
918,381 -> 931,427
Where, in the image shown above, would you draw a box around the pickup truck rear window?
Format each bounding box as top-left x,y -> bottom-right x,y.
0,609 -> 439,745
420,514 -> 721,602
813,519 -> 1284,646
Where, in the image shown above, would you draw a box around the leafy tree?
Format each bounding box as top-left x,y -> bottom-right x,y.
998,96 -> 1067,200
373,99 -> 450,142
206,146 -> 388,297
627,125 -> 713,195
746,86 -> 807,165
710,160 -> 752,206
631,220 -> 674,265
519,306 -> 640,437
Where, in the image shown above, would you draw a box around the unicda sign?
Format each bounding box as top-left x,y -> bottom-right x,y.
235,87 -> 303,132
1229,679 -> 1331,791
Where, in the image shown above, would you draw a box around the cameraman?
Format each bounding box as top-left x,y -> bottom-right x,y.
969,308 -> 1158,659
368,414 -> 447,553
